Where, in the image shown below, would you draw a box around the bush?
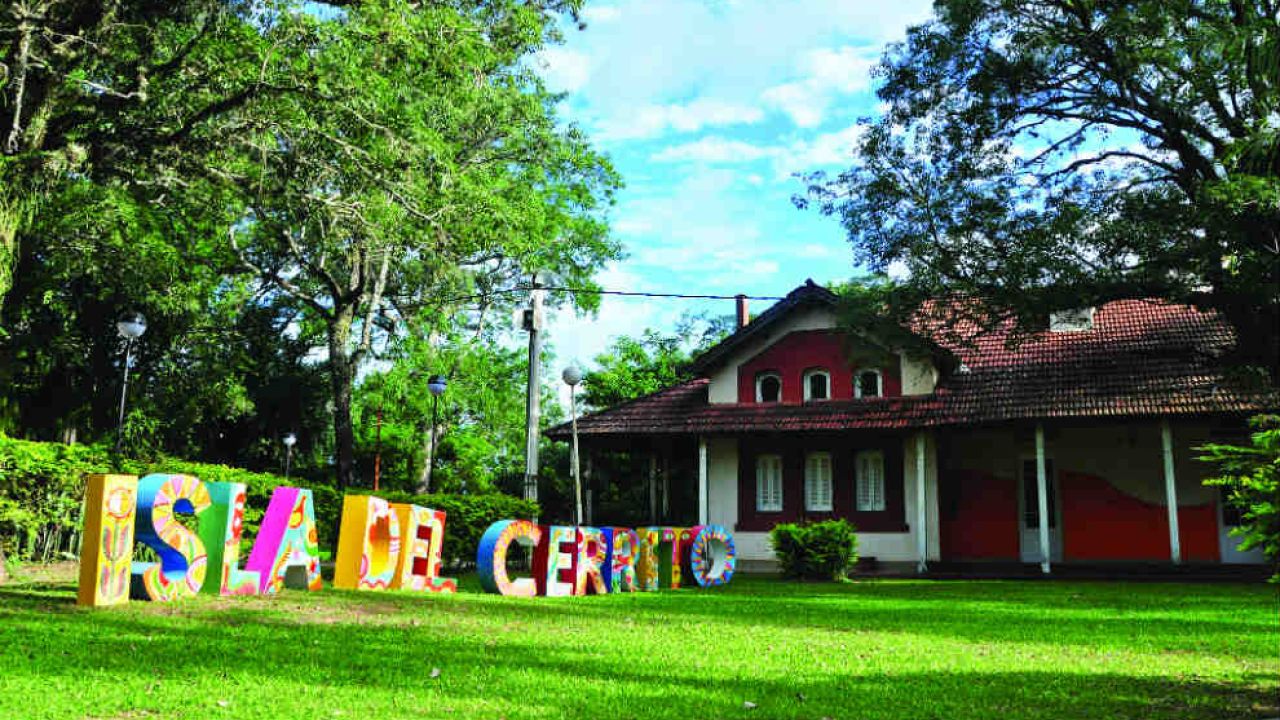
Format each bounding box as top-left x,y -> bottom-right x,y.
1199,414 -> 1280,582
769,519 -> 859,581
0,435 -> 539,568
376,490 -> 539,569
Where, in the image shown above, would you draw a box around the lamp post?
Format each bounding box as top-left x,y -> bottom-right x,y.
426,374 -> 448,493
283,432 -> 297,480
562,365 -> 583,526
114,312 -> 147,454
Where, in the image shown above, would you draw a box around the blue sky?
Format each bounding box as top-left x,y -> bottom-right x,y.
536,0 -> 935,370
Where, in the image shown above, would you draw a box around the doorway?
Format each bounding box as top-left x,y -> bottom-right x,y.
1019,458 -> 1063,563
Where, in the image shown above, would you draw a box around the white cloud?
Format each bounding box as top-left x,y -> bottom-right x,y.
652,137 -> 777,163
581,5 -> 622,23
762,46 -> 879,127
598,98 -> 764,141
534,47 -> 592,92
648,124 -> 864,176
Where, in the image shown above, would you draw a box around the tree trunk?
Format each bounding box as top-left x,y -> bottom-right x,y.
0,543 -> 9,585
328,307 -> 359,493
0,195 -> 21,313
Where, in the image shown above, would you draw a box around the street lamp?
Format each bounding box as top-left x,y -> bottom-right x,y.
426,374 -> 447,493
283,432 -> 297,480
114,311 -> 147,454
562,365 -> 583,526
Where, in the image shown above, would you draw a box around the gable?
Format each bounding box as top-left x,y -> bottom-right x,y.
734,330 -> 903,403
705,304 -> 838,403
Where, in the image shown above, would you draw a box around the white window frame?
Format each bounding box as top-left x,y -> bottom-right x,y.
802,369 -> 831,401
755,454 -> 784,512
855,450 -> 886,512
755,372 -> 782,403
854,369 -> 883,399
804,452 -> 834,512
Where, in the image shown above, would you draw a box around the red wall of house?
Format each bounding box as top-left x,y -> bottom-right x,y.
940,470 -> 1020,560
736,330 -> 901,404
736,435 -> 908,533
1060,472 -> 1219,562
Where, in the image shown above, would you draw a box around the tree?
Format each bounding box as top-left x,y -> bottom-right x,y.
218,2 -> 619,491
804,1 -> 1279,371
1199,415 -> 1280,581
0,1 -> 284,310
582,314 -> 732,410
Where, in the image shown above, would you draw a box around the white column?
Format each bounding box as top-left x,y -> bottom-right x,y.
698,437 -> 709,526
1161,419 -> 1182,564
916,432 -> 927,573
1035,423 -> 1050,574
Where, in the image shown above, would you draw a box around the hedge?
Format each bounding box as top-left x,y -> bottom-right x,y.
0,435 -> 538,569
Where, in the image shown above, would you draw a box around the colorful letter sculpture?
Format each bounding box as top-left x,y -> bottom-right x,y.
577,527 -> 609,595
78,474 -> 139,607
245,487 -> 323,594
606,527 -> 639,593
477,520 -> 542,596
536,526 -> 582,597
131,474 -> 212,602
334,496 -> 402,591
391,504 -> 456,593
688,525 -> 736,587
636,527 -> 679,591
198,482 -> 261,597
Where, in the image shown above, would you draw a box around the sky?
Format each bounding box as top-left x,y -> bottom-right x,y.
534,0 -> 936,373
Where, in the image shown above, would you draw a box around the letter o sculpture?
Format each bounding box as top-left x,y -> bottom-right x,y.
688,525 -> 735,588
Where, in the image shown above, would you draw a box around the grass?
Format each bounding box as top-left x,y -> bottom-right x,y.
0,566 -> 1276,720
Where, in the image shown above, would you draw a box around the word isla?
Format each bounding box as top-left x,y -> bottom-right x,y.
76,475 -> 454,606
476,520 -> 736,596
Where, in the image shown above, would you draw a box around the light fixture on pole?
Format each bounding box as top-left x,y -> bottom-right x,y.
114,311 -> 147,454
283,432 -> 297,480
426,374 -> 448,493
562,364 -> 584,526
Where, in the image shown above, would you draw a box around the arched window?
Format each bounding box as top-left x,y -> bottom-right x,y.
803,369 -> 831,401
855,369 -> 883,398
755,372 -> 782,403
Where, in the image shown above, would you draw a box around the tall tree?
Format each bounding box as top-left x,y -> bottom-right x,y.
0,1 -> 279,310
804,0 -> 1279,372
217,2 -> 619,491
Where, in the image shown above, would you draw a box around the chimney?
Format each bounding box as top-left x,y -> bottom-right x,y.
735,294 -> 750,329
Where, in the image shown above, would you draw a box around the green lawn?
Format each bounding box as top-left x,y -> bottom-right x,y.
1,569 -> 1276,720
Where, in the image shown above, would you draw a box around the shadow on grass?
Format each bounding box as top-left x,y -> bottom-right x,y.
1,599 -> 1275,720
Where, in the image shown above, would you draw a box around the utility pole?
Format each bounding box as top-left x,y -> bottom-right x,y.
522,273 -> 545,512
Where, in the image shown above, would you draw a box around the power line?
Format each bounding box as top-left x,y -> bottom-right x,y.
425,285 -> 785,307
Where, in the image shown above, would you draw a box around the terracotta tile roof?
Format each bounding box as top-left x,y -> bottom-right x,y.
548,298 -> 1278,438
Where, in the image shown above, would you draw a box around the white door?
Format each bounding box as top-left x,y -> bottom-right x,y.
1218,488 -> 1266,564
1019,458 -> 1063,563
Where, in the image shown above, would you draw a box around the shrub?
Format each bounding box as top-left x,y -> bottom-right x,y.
1199,414 -> 1280,582
769,519 -> 859,581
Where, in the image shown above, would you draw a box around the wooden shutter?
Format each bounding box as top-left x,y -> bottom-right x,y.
856,450 -> 885,511
805,452 -> 833,511
756,455 -> 783,512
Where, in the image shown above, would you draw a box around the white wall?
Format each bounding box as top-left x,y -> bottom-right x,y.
902,431 -> 941,561
706,437 -> 739,529
899,354 -> 938,395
